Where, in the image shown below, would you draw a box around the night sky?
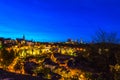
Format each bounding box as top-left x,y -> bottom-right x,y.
0,0 -> 120,42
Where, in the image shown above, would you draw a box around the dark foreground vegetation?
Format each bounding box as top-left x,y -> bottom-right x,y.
0,68 -> 45,80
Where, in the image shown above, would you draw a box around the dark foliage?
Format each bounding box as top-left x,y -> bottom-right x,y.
1,48 -> 15,66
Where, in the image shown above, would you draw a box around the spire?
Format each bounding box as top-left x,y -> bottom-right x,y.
23,34 -> 25,40
80,38 -> 83,44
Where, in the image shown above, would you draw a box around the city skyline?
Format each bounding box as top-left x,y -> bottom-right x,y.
0,0 -> 120,42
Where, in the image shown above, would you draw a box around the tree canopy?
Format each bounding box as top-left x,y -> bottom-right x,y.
92,29 -> 120,43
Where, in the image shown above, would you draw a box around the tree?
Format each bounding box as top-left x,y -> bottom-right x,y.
1,48 -> 15,67
24,61 -> 38,75
92,28 -> 120,43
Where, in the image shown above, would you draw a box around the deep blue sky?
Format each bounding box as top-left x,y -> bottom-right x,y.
0,0 -> 120,42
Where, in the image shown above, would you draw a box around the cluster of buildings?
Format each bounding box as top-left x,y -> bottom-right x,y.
0,35 -> 87,57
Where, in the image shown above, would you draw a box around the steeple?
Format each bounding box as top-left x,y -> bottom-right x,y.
23,34 -> 25,40
80,38 -> 83,44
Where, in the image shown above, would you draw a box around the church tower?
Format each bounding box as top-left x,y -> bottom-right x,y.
23,34 -> 25,40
